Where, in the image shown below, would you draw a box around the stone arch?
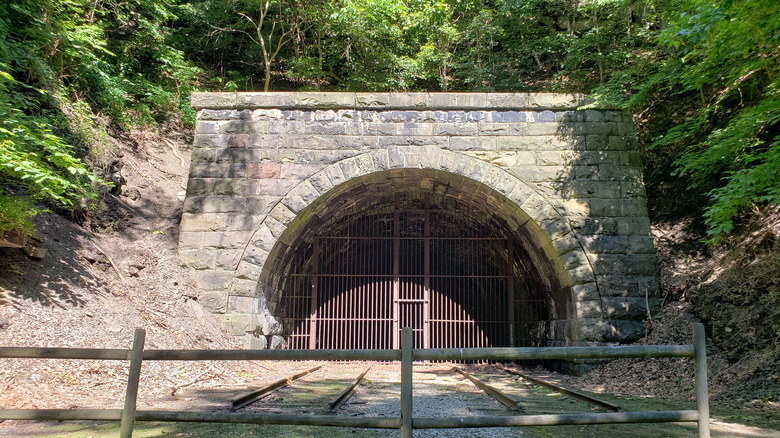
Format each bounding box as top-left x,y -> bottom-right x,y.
229,146 -> 600,345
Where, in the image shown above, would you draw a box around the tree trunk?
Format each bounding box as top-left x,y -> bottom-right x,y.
264,60 -> 272,92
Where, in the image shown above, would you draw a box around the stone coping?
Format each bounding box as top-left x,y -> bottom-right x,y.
191,92 -> 595,111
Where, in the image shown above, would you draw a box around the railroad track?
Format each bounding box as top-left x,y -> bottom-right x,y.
230,363 -> 618,422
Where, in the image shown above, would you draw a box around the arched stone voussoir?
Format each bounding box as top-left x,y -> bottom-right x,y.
232,148 -> 593,310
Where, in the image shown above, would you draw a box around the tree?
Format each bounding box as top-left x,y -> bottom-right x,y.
240,0 -> 297,91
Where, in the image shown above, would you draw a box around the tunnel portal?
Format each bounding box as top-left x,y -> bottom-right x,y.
180,92 -> 660,354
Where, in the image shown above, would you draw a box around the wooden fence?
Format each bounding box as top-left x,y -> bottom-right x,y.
0,323 -> 711,438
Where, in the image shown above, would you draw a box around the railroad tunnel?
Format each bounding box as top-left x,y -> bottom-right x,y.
259,169 -> 574,351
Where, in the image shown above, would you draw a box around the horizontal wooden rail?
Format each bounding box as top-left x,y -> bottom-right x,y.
413,345 -> 694,361
0,345 -> 692,361
412,410 -> 700,428
0,348 -> 129,360
0,409 -> 700,427
135,411 -> 402,428
142,348 -> 401,361
0,408 -> 400,428
0,409 -> 123,421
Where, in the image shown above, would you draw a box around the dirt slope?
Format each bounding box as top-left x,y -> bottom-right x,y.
0,125 -> 258,410
580,218 -> 780,414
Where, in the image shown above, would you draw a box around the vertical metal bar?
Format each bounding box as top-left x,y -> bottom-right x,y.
400,326 -> 413,438
423,210 -> 431,349
380,237 -> 385,349
361,232 -> 366,349
320,243 -> 326,349
367,233 -> 372,350
120,328 -> 145,438
357,240 -> 363,351
445,241 -> 450,350
297,275 -> 303,349
308,239 -> 320,349
693,322 -> 711,438
449,241 -> 454,349
289,277 -> 295,349
382,263 -> 388,348
355,228 -> 361,350
329,240 -> 336,350
466,238 -> 470,351
325,243 -> 332,349
340,238 -> 347,349
393,197 -> 400,349
343,237 -> 348,349
334,240 -> 339,349
507,239 -> 515,347
338,238 -> 343,349
447,241 -> 453,349
380,246 -> 390,348
324,242 -> 331,350
347,237 -> 351,348
460,244 -> 467,349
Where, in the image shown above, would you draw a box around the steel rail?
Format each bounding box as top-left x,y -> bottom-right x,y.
504,368 -> 620,412
454,368 -> 520,410
327,367 -> 371,412
232,366 -> 322,410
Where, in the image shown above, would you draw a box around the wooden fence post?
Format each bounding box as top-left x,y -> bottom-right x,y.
693,323 -> 710,438
400,327 -> 413,438
120,328 -> 146,438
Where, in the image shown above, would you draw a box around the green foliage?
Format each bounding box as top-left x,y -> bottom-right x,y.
0,0 -> 777,242
0,194 -> 37,237
697,89 -> 780,240
0,73 -> 95,238
0,72 -> 94,202
648,0 -> 780,241
0,0 -> 204,237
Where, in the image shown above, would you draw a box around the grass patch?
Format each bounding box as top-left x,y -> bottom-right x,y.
19,421 -> 387,438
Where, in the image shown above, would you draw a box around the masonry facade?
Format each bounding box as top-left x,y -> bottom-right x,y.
180,92 -> 659,352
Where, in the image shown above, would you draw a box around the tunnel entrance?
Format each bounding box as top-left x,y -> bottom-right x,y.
268,170 -> 567,351
281,200 -> 527,350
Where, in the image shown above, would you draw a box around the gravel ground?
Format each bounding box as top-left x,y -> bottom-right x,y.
173,363 -> 553,437
342,366 -> 536,437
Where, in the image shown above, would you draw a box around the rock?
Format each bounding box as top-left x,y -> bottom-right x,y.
124,188 -> 141,201
126,263 -> 145,277
269,335 -> 286,349
83,251 -> 101,263
249,335 -> 267,350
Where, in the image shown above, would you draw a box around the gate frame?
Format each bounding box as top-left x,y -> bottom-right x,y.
291,201 -> 520,352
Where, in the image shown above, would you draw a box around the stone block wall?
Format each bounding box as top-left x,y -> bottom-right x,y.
180,92 -> 659,347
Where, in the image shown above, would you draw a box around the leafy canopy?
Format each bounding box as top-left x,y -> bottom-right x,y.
1,0 -> 778,243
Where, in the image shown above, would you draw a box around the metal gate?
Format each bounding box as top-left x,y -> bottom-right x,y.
281,205 -> 516,350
